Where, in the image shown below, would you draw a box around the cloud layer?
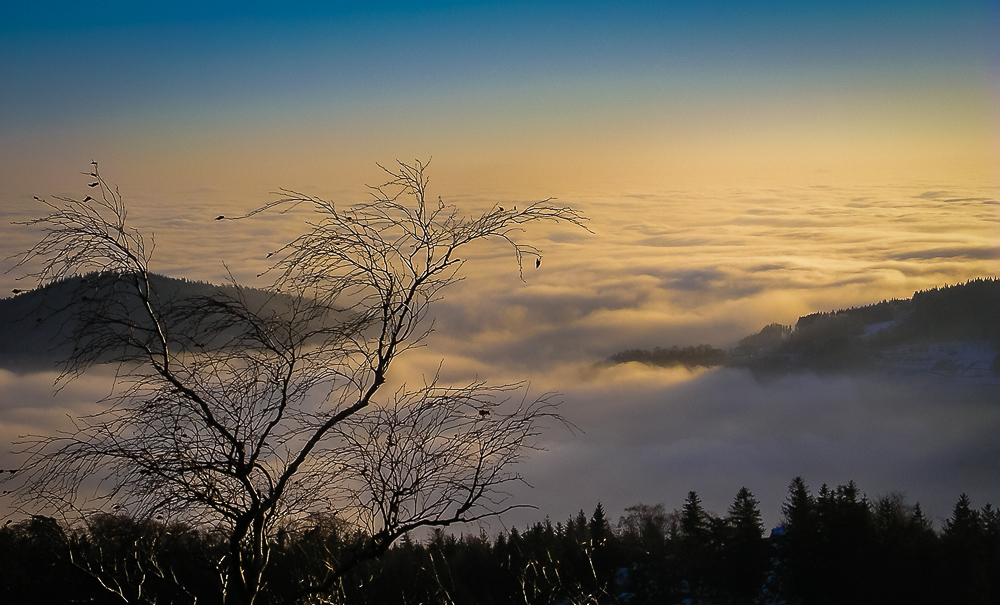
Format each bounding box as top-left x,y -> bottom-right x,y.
1,177 -> 997,528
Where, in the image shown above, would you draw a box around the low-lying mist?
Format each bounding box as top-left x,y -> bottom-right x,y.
500,365 -> 1000,531
5,362 -> 996,532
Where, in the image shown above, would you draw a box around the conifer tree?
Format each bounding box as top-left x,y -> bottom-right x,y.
776,477 -> 820,604
681,491 -> 709,541
943,493 -> 991,604
678,491 -> 714,604
721,487 -> 767,604
589,502 -> 611,546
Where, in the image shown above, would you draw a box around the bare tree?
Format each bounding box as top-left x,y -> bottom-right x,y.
3,160 -> 587,605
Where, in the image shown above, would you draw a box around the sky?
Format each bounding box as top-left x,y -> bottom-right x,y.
1,1 -> 999,528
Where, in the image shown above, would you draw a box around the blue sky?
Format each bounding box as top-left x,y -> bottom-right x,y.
3,1 -> 993,146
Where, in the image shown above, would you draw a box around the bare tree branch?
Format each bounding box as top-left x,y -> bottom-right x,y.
3,160 -> 587,605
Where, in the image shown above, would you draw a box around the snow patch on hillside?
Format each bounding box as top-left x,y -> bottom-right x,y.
862,320 -> 896,339
877,341 -> 999,383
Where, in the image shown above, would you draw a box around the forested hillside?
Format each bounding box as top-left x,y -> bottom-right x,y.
609,278 -> 1000,377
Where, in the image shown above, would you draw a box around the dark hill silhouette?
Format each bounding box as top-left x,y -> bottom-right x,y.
0,273 -> 292,371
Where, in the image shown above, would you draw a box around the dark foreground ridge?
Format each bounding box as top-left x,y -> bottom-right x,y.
2,477 -> 997,604
608,277 -> 1000,378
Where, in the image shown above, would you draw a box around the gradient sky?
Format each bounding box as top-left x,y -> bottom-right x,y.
1,1 -> 999,527
2,1 -> 997,197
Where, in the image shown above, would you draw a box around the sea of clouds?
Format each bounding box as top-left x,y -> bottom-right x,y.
1,178 -> 998,527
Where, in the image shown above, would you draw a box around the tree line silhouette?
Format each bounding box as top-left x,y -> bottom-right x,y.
606,344 -> 726,369
3,477 -> 997,604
